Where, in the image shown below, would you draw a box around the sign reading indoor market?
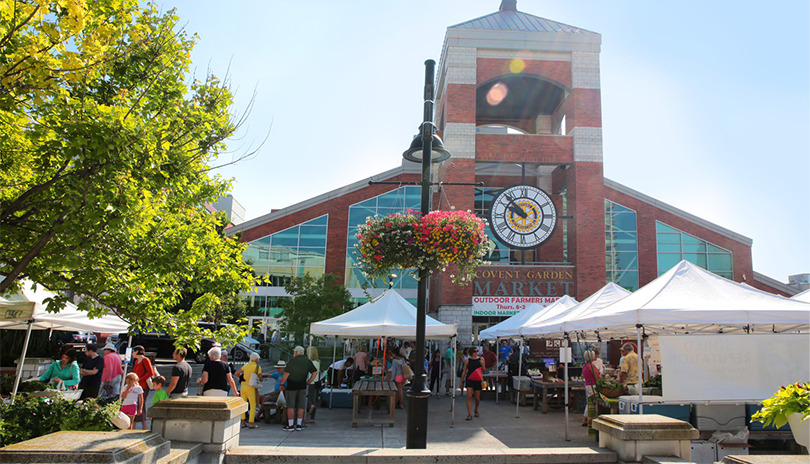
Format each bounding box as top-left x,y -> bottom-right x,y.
471,267 -> 574,317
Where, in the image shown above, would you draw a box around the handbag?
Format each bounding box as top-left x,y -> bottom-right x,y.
401,363 -> 414,380
480,380 -> 488,390
248,372 -> 262,388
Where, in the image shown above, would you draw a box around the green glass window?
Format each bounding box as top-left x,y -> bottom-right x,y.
605,200 -> 639,291
346,187 -> 422,289
655,221 -> 733,279
243,215 -> 328,286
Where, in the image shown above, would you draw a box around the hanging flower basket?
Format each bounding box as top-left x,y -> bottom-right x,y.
354,210 -> 488,286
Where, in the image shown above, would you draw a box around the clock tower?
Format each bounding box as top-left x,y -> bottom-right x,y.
432,0 -> 605,343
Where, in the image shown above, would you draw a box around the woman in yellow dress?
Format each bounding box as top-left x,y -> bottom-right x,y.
235,352 -> 262,428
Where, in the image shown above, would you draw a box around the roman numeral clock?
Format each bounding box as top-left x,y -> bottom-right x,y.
488,184 -> 558,249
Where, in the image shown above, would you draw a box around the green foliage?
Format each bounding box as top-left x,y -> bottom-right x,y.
752,382 -> 810,429
596,378 -> 624,390
0,1 -> 259,348
277,273 -> 352,343
0,395 -> 119,447
0,375 -> 49,395
643,374 -> 661,388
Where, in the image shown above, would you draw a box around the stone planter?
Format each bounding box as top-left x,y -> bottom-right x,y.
787,412 -> 810,448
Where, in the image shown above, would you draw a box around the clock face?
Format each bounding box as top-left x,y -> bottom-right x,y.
489,184 -> 557,249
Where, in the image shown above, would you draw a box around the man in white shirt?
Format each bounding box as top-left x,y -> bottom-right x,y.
591,346 -> 606,375
329,357 -> 354,387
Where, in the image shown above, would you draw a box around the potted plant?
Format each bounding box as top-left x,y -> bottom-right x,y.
752,382 -> 810,448
354,209 -> 488,287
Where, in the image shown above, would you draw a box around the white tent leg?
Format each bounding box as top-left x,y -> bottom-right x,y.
637,326 -> 643,414
11,321 -> 34,405
516,337 -> 523,418
329,335 -> 336,410
450,336 -> 456,427
121,335 -> 132,394
564,355 -> 569,441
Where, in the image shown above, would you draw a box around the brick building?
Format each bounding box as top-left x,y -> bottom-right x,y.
227,1 -> 797,344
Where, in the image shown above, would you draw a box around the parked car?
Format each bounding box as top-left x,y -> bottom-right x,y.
194,336 -> 260,363
60,331 -> 97,345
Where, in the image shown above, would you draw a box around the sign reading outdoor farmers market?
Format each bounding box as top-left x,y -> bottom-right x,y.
472,296 -> 560,316
470,265 -> 573,316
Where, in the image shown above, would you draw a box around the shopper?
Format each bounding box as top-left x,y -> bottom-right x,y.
280,346 -> 318,431
166,348 -> 192,398
462,346 -> 487,420
389,348 -> 406,409
429,349 -> 443,397
131,345 -> 156,430
619,343 -> 639,395
78,344 -> 104,399
200,346 -> 239,397
40,348 -> 80,390
582,350 -> 601,426
306,346 -> 321,423
353,346 -> 368,383
100,343 -> 124,399
235,352 -> 262,429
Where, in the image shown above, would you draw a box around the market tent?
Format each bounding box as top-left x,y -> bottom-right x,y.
793,288 -> 810,303
0,282 -> 130,333
560,260 -> 810,335
519,282 -> 631,338
479,295 -> 579,340
310,290 -> 457,339
1,281 -> 131,404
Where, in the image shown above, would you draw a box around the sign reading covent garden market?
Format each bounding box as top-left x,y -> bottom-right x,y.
471,267 -> 575,316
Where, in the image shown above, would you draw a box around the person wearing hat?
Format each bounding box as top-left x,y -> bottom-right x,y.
79,343 -> 105,399
265,360 -> 287,402
100,343 -> 124,399
279,346 -> 318,431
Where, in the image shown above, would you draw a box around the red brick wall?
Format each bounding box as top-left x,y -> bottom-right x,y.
559,89 -> 602,133
239,173 -> 421,278
444,84 -> 476,123
604,185 -> 754,287
566,162 -> 606,299
477,59 -> 571,88
475,134 -> 573,163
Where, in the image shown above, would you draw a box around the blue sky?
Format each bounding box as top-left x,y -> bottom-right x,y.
163,0 -> 809,284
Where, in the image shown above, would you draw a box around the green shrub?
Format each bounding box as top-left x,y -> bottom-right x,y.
0,395 -> 119,447
0,375 -> 49,395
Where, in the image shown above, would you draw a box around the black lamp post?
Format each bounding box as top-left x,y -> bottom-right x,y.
402,59 -> 451,449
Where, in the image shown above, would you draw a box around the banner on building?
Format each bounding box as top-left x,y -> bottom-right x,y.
471,296 -> 560,317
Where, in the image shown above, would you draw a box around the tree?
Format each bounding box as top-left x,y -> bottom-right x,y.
277,273 -> 352,343
0,1 -> 258,347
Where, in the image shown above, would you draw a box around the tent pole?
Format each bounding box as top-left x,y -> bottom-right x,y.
121,335 -> 132,395
11,320 -> 34,405
564,332 -> 570,441
329,335 -> 336,410
637,325 -> 643,414
450,336 -> 456,427
516,337 -> 523,418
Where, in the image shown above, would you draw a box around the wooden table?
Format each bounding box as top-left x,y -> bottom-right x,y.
482,371 -> 508,404
352,380 -> 396,428
532,380 -> 585,413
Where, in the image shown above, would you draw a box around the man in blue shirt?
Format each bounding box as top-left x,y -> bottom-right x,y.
267,360 -> 287,402
498,340 -> 513,368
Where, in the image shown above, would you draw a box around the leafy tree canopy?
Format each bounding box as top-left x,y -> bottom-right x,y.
0,0 -> 259,348
278,273 -> 352,343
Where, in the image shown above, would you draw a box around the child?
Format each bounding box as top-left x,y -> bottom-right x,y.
120,372 -> 143,430
147,375 -> 167,423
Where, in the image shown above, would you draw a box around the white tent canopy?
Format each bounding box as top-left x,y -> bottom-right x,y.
479,295 -> 579,340
0,282 -> 130,333
561,260 -> 810,335
792,288 -> 810,303
520,282 -> 631,337
309,290 -> 457,339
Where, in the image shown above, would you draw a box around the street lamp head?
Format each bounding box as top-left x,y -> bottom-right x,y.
402,133 -> 451,163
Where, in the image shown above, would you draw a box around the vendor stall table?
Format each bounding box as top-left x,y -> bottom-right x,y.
482,371 -> 508,404
351,380 -> 396,428
532,380 -> 584,413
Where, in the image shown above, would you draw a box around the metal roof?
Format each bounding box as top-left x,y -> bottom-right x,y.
449,1 -> 596,35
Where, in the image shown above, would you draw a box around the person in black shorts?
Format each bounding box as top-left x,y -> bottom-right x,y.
461,346 -> 487,421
